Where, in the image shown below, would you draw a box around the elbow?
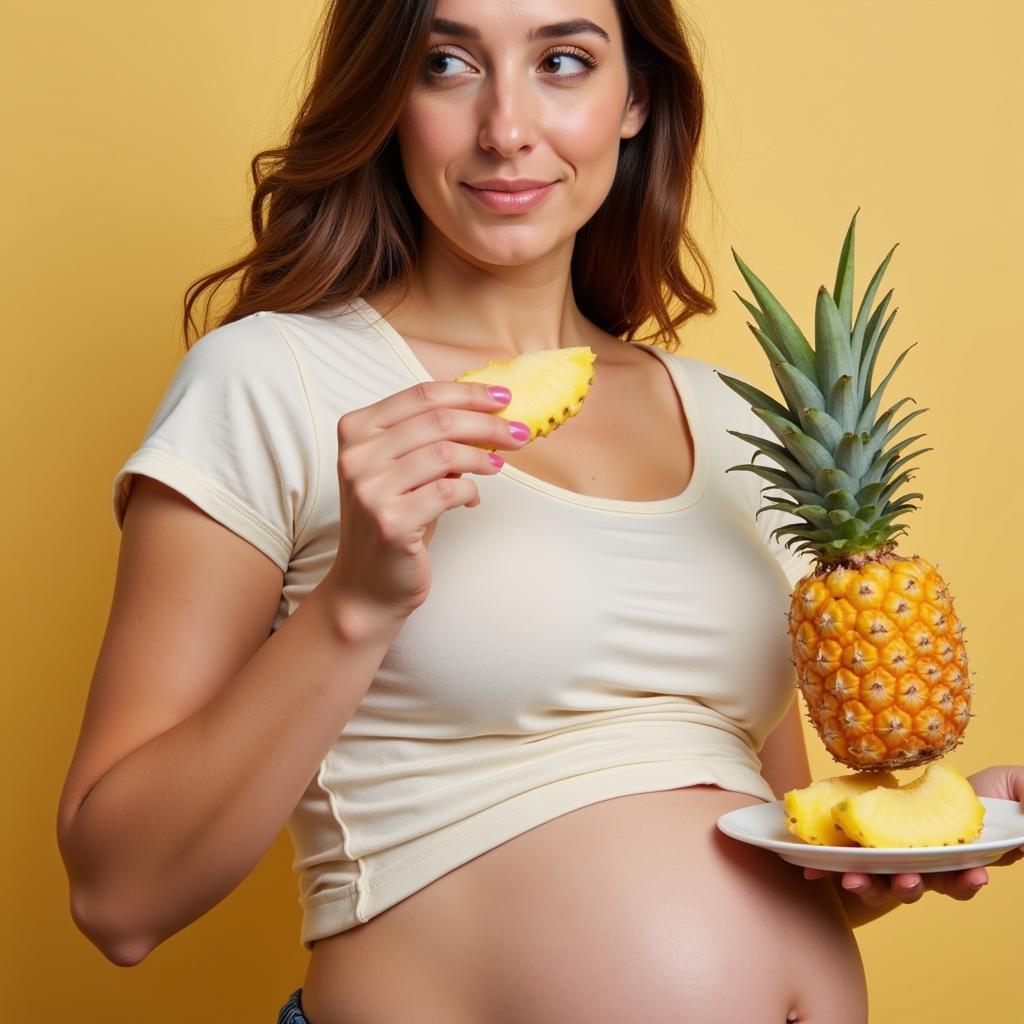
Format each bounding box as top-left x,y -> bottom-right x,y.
69,885 -> 155,967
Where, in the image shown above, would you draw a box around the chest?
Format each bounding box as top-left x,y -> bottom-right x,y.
405,336 -> 695,502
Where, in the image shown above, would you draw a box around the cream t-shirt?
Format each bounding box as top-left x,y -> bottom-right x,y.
112,298 -> 815,950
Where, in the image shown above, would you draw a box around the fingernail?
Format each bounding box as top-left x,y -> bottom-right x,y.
507,420 -> 531,441
488,453 -> 505,468
842,880 -> 866,892
969,879 -> 988,890
488,386 -> 512,404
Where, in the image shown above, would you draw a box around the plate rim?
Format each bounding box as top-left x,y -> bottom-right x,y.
716,795 -> 1024,856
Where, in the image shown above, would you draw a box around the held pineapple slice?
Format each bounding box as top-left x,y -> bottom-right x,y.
455,346 -> 597,446
831,762 -> 985,847
783,772 -> 899,846
717,210 -> 973,771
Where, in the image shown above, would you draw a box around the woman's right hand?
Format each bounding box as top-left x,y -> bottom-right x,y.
323,380 -> 528,630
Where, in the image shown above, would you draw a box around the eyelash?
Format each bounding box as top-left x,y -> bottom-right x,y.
422,45 -> 599,82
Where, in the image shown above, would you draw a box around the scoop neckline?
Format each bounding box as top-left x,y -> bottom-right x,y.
351,295 -> 709,515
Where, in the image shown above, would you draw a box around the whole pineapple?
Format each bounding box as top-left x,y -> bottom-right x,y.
718,210 -> 973,772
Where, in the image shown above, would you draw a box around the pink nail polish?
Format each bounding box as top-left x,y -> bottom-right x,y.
488,385 -> 512,404
488,453 -> 505,468
507,421 -> 531,441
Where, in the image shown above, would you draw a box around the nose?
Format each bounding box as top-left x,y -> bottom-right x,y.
476,69 -> 540,158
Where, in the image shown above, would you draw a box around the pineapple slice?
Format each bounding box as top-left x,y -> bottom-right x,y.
455,346 -> 596,445
831,762 -> 985,848
783,772 -> 899,846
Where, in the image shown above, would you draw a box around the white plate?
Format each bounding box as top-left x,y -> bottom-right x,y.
716,797 -> 1024,874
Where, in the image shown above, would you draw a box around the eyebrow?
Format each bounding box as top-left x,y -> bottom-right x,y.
430,17 -> 611,44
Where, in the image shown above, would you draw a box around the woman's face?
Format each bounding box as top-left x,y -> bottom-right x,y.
395,0 -> 649,268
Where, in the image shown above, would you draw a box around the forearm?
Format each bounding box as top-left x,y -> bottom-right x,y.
60,581 -> 402,963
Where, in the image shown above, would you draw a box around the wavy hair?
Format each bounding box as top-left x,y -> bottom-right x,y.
182,0 -> 716,352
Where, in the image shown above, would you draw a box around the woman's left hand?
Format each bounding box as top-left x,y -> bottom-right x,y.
802,764 -> 1024,905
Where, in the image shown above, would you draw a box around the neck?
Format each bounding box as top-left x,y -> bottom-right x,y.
372,224 -> 598,357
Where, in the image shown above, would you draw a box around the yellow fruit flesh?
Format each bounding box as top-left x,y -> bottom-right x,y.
789,553 -> 972,771
783,772 -> 899,846
830,762 -> 984,848
455,346 -> 596,445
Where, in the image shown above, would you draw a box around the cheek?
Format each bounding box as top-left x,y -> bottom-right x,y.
396,103 -> 472,187
547,97 -> 628,196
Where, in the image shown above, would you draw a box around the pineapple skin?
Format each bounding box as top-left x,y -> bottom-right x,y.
783,772 -> 899,846
454,346 -> 596,445
790,552 -> 971,771
830,762 -> 985,848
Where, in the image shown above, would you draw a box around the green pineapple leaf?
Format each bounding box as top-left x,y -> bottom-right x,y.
726,428 -> 817,483
715,371 -> 791,421
858,305 -> 899,410
827,374 -> 858,434
732,248 -> 817,381
866,408 -> 929,463
859,288 -> 895,372
824,488 -> 860,514
856,343 -> 918,433
733,291 -> 775,343
855,481 -> 887,506
753,410 -> 835,477
792,504 -> 834,530
832,209 -> 859,335
815,286 -> 855,397
816,465 -> 859,495
802,407 -> 845,451
773,361 -> 826,432
851,242 -> 899,369
834,432 -> 871,481
723,459 -> 813,495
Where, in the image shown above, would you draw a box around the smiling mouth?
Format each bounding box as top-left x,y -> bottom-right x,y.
461,181 -> 558,212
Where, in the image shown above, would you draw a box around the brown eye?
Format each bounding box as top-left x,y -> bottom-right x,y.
539,47 -> 598,78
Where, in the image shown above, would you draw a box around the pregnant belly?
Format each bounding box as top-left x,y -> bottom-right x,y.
301,785 -> 868,1024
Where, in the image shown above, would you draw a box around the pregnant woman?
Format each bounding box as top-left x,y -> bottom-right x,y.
57,1 -> 1024,1021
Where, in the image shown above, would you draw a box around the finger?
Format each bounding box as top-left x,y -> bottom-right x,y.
385,407 -> 528,472
948,868 -> 989,899
377,380 -> 514,434
385,440 -> 505,499
890,872 -> 925,902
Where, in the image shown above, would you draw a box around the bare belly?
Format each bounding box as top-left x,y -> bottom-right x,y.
300,785 -> 868,1024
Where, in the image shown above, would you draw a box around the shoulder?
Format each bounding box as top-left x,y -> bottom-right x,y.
184,311 -> 297,375
186,299 -> 383,379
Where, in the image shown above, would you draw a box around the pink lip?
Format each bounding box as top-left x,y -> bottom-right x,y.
462,181 -> 558,213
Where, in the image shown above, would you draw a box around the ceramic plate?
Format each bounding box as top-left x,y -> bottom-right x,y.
716,797 -> 1024,874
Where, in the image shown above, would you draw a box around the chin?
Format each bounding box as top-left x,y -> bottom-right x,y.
447,229 -> 566,268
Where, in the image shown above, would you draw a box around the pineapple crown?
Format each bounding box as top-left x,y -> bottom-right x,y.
716,209 -> 931,566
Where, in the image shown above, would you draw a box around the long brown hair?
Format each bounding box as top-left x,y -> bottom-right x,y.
182,0 -> 716,352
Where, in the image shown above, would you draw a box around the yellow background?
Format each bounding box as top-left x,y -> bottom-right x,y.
6,1 -> 1021,1020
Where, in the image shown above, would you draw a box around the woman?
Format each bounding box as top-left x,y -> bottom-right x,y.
57,1 -> 1024,1021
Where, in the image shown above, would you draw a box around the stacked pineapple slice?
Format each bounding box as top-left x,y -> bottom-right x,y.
784,763 -> 984,848
718,210 -> 974,772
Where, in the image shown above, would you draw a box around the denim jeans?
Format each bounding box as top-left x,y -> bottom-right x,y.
277,988 -> 311,1023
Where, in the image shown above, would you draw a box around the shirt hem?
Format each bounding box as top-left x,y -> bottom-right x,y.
111,448 -> 292,572
298,759 -> 774,951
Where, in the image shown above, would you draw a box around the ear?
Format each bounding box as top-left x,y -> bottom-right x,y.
620,73 -> 650,140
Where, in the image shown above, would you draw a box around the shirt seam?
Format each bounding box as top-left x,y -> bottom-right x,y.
257,312 -> 323,557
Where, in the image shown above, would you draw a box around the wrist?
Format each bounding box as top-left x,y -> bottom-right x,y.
315,575 -> 409,646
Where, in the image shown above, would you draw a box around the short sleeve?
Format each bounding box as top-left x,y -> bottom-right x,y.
112,312 -> 319,574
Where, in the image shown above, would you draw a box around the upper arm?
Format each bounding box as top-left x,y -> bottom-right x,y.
56,475 -> 284,845
758,695 -> 813,800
